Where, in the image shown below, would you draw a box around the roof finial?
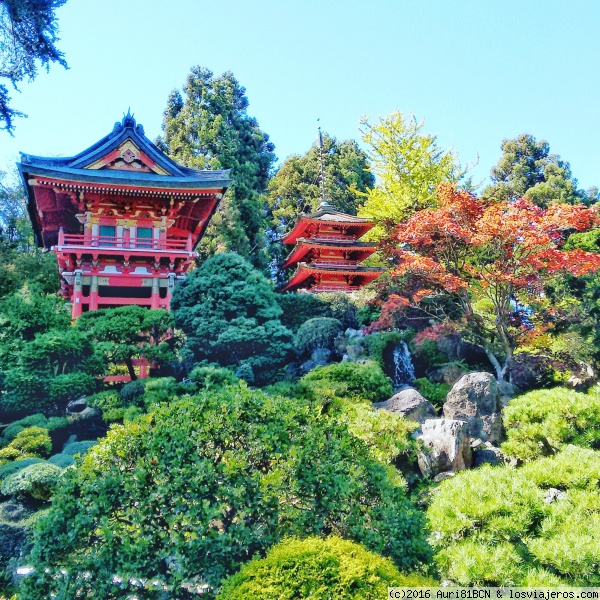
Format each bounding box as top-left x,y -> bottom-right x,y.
122,108 -> 136,128
317,119 -> 330,210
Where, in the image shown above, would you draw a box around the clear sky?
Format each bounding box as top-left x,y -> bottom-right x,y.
1,0 -> 599,191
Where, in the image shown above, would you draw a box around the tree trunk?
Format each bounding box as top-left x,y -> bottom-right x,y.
125,358 -> 137,381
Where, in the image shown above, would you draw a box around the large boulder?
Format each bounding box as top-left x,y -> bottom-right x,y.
443,372 -> 502,444
416,418 -> 472,477
373,388 -> 436,424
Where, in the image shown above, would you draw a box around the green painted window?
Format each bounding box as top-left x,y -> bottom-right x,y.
137,227 -> 153,248
99,225 -> 116,246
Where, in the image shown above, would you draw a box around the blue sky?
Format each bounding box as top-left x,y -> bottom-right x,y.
1,0 -> 599,191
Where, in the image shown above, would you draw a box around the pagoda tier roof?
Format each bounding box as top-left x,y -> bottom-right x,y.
18,112 -> 232,191
282,202 -> 375,245
281,263 -> 383,292
281,239 -> 377,270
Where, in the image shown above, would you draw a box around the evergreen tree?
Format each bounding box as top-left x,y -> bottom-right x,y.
484,134 -> 592,206
159,67 -> 276,268
0,0 -> 68,133
170,252 -> 292,385
267,132 -> 374,273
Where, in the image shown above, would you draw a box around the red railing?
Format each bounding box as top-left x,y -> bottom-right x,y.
58,231 -> 192,252
312,260 -> 359,270
312,235 -> 357,244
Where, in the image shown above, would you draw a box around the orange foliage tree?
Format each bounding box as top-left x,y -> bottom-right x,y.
376,184 -> 600,381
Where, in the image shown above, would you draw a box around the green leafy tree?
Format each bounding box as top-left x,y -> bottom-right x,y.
160,66 -> 276,268
357,110 -> 466,241
75,306 -> 177,381
484,134 -> 593,206
0,0 -> 68,133
171,252 -> 293,385
21,386 -> 431,598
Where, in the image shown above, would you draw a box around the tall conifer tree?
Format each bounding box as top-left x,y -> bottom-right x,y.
158,67 -> 276,268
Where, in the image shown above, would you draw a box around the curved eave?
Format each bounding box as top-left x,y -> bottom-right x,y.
18,117 -> 198,177
282,218 -> 375,245
281,241 -> 378,270
17,164 -> 232,191
281,264 -> 383,292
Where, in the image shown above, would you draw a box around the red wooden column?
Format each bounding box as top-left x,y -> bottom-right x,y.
89,275 -> 99,311
150,277 -> 160,309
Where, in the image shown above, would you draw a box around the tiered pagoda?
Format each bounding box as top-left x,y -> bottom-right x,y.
280,201 -> 383,293
18,113 -> 231,319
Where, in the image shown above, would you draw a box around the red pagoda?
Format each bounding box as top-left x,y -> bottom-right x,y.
18,113 -> 231,318
280,201 -> 383,293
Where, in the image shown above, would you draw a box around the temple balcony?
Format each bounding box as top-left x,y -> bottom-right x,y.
311,259 -> 359,270
56,229 -> 195,256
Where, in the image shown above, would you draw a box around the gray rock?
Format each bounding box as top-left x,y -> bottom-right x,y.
374,388 -> 436,424
430,363 -> 468,387
473,442 -> 506,467
544,488 -> 568,504
301,348 -> 331,373
443,372 -> 503,445
416,418 -> 472,477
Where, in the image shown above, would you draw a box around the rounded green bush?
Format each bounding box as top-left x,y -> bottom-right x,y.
48,454 -> 75,468
120,379 -> 147,406
62,441 -> 98,457
301,360 -> 393,402
0,427 -> 52,463
502,387 -> 600,461
218,536 -> 436,600
189,365 -> 239,389
294,317 -> 343,357
0,458 -> 44,481
1,424 -> 24,444
1,462 -> 62,500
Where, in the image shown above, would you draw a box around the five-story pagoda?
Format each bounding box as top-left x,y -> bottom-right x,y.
280,200 -> 383,293
18,113 -> 231,318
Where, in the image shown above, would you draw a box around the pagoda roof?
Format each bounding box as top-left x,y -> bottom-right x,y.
18,112 -> 232,191
281,263 -> 383,292
282,201 -> 375,245
281,239 -> 377,270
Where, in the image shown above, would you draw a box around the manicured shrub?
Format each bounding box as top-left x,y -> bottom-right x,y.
502,387 -> 600,461
48,454 -> 75,468
0,424 -> 24,444
427,447 -> 600,586
22,387 -> 431,598
119,379 -> 147,406
294,317 -> 343,357
189,365 -> 239,390
0,458 -> 44,481
0,427 -> 52,463
48,372 -> 97,404
1,462 -> 62,501
301,360 -> 393,402
218,536 -> 435,600
62,441 -> 98,457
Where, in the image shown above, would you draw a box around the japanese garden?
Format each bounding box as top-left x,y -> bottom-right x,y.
0,1 -> 600,598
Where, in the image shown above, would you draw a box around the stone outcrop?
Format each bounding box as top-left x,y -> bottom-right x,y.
374,388 -> 436,424
471,439 -> 506,467
416,418 -> 472,477
443,372 -> 503,445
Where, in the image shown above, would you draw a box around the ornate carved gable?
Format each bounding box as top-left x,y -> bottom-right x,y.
84,139 -> 170,175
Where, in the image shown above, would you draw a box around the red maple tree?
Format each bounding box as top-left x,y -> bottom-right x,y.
376,184 -> 600,381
